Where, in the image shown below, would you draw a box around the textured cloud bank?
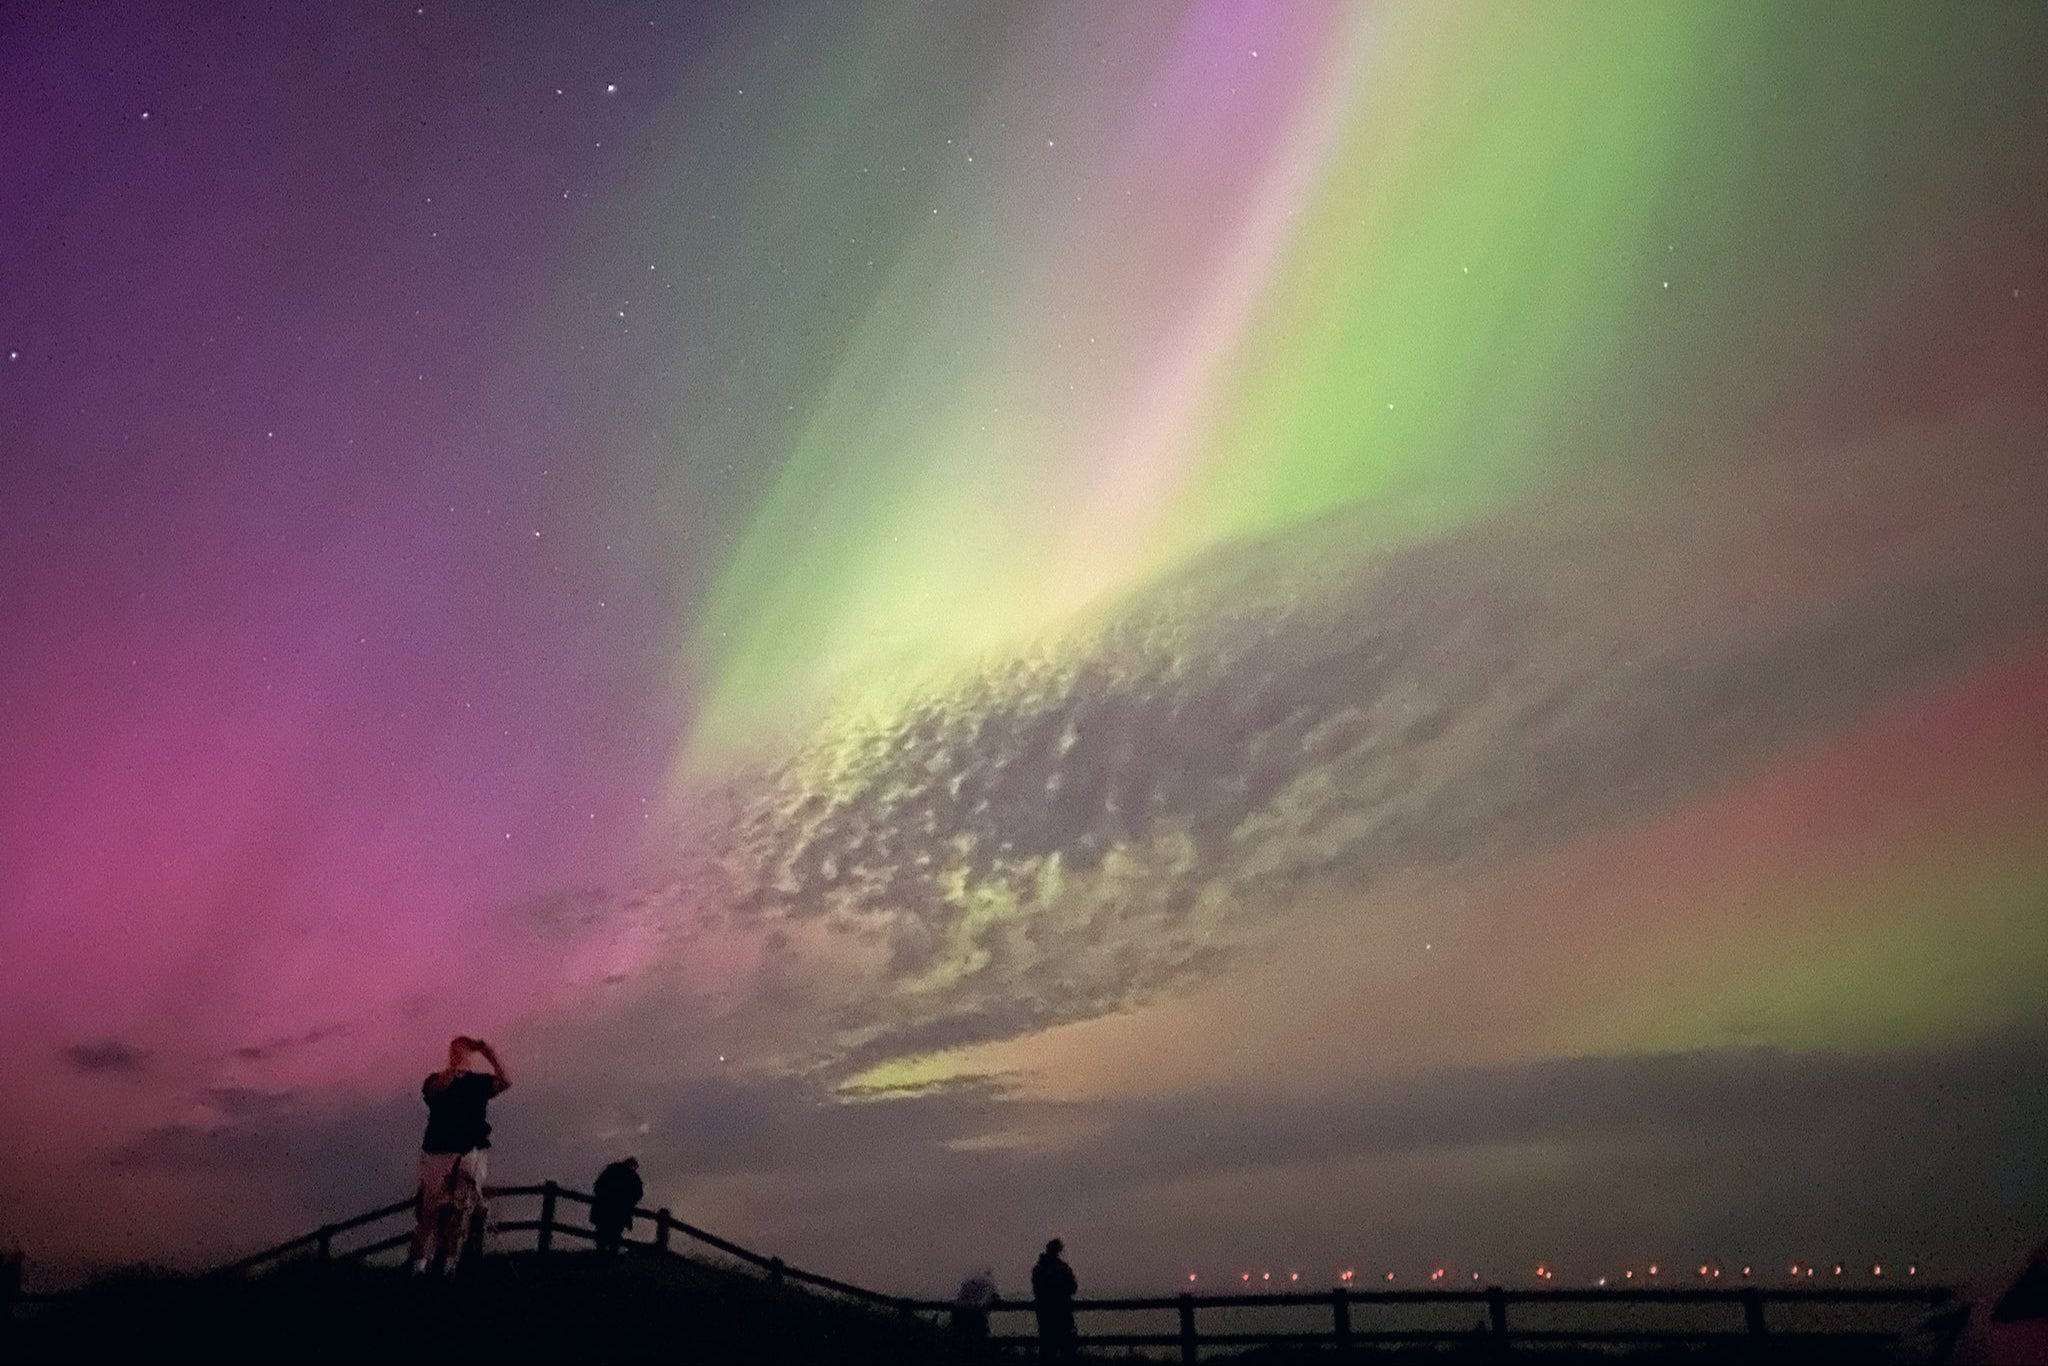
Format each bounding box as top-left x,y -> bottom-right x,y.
672,416 -> 2048,1081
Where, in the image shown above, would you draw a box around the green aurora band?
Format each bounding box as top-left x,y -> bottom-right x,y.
662,2 -> 2021,770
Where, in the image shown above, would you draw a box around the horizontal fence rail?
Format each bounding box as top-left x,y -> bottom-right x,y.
211,1180 -> 926,1317
967,1285 -> 1956,1362
192,1184 -> 1956,1362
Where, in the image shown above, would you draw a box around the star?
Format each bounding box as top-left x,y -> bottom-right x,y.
605,83 -> 618,95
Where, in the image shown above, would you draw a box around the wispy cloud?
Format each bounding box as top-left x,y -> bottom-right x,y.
62,1040 -> 152,1076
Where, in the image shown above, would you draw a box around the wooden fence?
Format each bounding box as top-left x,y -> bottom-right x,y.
211,1183 -> 1955,1361
215,1180 -> 918,1315
974,1284 -> 1955,1361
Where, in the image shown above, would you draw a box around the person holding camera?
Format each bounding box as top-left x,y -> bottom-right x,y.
408,1035 -> 511,1277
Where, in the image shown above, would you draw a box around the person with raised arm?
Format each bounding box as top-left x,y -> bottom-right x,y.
408,1036 -> 510,1277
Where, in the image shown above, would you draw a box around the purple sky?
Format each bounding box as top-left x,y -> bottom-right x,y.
4,1 -> 2047,1298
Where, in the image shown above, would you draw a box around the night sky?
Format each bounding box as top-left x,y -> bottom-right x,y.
4,1 -> 2047,1294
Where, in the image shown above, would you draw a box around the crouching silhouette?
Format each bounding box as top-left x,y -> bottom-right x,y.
591,1157 -> 644,1254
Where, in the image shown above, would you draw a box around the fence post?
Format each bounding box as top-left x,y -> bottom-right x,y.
1487,1286 -> 1509,1339
1178,1292 -> 1198,1365
1742,1288 -> 1768,1337
537,1180 -> 558,1254
1332,1287 -> 1351,1350
315,1224 -> 335,1260
655,1208 -> 672,1251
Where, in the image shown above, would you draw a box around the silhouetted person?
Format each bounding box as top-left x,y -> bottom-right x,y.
1994,1239 -> 2048,1323
591,1157 -> 644,1254
1,1247 -> 20,1347
951,1268 -> 996,1339
408,1036 -> 510,1277
1031,1238 -> 1079,1363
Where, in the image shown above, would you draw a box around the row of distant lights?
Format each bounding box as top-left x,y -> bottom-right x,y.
1190,1262 -> 1920,1287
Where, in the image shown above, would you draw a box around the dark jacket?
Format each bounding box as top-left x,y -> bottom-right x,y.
1032,1252 -> 1078,1313
592,1162 -> 644,1228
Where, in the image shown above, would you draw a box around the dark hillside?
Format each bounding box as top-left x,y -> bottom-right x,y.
11,1252 -> 1004,1366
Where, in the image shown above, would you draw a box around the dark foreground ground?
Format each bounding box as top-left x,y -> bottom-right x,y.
10,1252 -> 1003,1366
7,1252 -> 1936,1366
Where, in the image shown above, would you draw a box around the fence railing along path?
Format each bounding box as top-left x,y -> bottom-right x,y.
215,1183 -> 1956,1362
215,1180 -> 905,1314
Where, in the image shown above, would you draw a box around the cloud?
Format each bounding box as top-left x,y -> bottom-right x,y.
203,1087 -> 301,1121
660,419 -> 2048,1079
228,1025 -> 348,1064
62,1040 -> 152,1075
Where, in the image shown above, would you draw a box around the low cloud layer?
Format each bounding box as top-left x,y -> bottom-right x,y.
100,1025 -> 2048,1292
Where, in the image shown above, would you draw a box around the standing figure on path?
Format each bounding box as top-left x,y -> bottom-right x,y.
590,1156 -> 644,1254
1031,1238 -> 1079,1363
408,1036 -> 510,1277
1,1247 -> 21,1349
951,1268 -> 997,1339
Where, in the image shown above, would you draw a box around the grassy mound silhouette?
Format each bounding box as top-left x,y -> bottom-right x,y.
11,1251 -> 1005,1365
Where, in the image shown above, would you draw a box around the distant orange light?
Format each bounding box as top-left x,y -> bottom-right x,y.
1289,1273 -> 1299,1282
1742,1267 -> 1752,1277
1624,1270 -> 1634,1280
1699,1265 -> 1709,1277
1241,1273 -> 1250,1283
1385,1272 -> 1396,1282
1648,1265 -> 1659,1276
1188,1273 -> 1198,1283
1908,1265 -> 1919,1277
1833,1265 -> 1843,1276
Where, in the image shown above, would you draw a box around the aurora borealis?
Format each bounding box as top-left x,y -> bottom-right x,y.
3,0 -> 2047,1293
